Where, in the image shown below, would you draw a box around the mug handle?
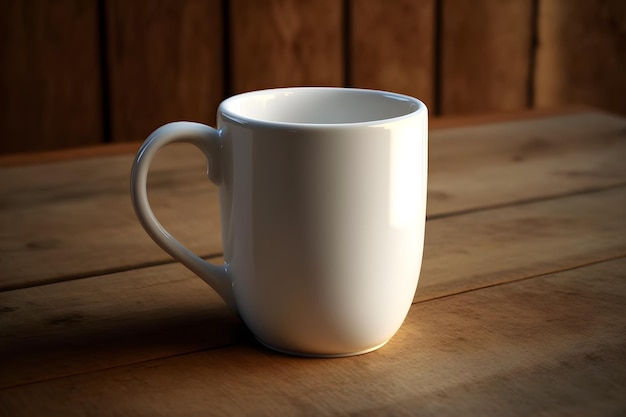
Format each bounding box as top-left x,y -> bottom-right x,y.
130,122 -> 236,312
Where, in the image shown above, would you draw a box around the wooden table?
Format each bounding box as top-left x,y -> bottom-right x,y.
1,109 -> 625,416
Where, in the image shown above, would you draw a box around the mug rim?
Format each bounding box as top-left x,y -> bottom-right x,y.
218,87 -> 426,129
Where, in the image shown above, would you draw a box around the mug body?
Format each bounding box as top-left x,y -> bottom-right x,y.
217,88 -> 427,356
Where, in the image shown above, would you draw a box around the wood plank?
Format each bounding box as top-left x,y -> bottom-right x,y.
440,0 -> 534,115
427,112 -> 626,215
420,186 -> 626,302
1,256 -> 624,415
428,105 -> 589,129
0,144 -> 220,290
230,0 -> 343,93
1,112 -> 625,290
0,0 -> 102,153
106,0 -> 223,143
0,259 -> 240,389
1,186 -> 624,387
350,0 -> 435,107
535,0 -> 626,115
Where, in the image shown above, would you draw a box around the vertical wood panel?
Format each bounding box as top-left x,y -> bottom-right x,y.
230,0 -> 343,93
441,0 -> 533,115
350,0 -> 435,108
535,0 -> 626,115
106,0 -> 223,143
0,0 -> 102,153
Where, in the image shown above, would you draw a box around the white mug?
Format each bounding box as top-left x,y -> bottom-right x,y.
131,87 -> 428,357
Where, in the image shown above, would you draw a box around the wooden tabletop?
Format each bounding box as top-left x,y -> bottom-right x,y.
1,109 -> 625,416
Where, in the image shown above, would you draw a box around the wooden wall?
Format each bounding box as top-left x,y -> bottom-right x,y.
1,0 -> 624,153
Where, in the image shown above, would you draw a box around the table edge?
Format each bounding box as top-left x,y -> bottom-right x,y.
0,106 -> 598,167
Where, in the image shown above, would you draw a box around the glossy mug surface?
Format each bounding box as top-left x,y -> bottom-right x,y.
131,87 -> 428,357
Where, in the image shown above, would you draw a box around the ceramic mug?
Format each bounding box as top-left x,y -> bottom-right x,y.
131,87 -> 428,357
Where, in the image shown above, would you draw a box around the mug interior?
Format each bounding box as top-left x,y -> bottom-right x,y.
220,88 -> 422,125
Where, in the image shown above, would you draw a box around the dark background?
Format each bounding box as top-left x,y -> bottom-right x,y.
1,0 -> 624,153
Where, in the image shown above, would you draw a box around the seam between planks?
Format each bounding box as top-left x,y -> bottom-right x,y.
426,181 -> 626,221
0,253 -> 223,292
0,341 -> 244,391
413,252 -> 626,305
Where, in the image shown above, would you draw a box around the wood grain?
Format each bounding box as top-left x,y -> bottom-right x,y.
427,112 -> 626,215
0,258 -> 240,389
0,144 -> 221,290
106,0 -> 223,143
350,0 -> 435,107
420,186 -> 626,302
230,0 -> 343,93
0,0 -> 102,153
1,112 -> 625,290
428,105 -> 589,129
1,256 -> 624,416
1,186 -> 625,387
440,0 -> 534,115
535,0 -> 626,115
